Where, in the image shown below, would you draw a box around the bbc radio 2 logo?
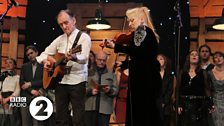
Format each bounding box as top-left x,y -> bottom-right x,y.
29,96 -> 53,121
9,97 -> 27,107
9,96 -> 53,120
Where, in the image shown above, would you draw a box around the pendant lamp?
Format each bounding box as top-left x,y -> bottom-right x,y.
86,1 -> 111,30
212,8 -> 224,30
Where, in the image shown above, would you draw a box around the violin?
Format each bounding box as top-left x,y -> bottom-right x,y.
99,32 -> 134,49
113,31 -> 134,45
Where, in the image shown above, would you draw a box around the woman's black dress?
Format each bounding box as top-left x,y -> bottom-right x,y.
178,69 -> 212,126
114,26 -> 162,126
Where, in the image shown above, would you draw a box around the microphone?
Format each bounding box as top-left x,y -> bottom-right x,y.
173,1 -> 179,11
10,0 -> 19,7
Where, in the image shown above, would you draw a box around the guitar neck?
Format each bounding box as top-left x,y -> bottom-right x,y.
53,45 -> 82,67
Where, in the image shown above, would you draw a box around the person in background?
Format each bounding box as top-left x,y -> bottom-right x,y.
88,50 -> 96,76
198,44 -> 215,126
157,54 -> 175,126
114,57 -> 129,126
199,44 -> 214,71
19,45 -> 49,126
103,6 -> 162,126
208,51 -> 224,126
36,9 -> 91,126
177,50 -> 215,126
85,51 -> 118,126
0,58 -> 21,126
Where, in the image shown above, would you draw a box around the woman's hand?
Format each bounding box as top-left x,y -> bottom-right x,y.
178,107 -> 183,115
101,39 -> 115,49
209,105 -> 215,113
111,111 -> 116,122
2,97 -> 10,104
91,88 -> 99,95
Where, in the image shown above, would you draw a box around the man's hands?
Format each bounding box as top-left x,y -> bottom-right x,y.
43,51 -> 78,71
91,85 -> 110,95
21,82 -> 31,90
21,82 -> 43,97
102,85 -> 110,93
31,90 -> 39,96
65,51 -> 77,61
43,56 -> 55,71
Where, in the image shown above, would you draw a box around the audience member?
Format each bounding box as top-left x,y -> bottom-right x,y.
157,54 -> 175,126
85,51 -> 118,126
114,57 -> 129,126
177,50 -> 214,126
0,58 -> 21,126
208,51 -> 224,126
20,45 -> 48,126
88,50 -> 96,76
199,44 -> 214,71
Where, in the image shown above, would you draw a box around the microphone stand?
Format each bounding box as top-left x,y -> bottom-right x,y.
173,0 -> 182,126
0,3 -> 13,126
175,0 -> 183,75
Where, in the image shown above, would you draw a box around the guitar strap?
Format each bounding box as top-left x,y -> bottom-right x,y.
64,31 -> 82,75
72,31 -> 82,48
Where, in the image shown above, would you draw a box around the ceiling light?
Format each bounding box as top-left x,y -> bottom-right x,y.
212,8 -> 224,30
86,9 -> 111,30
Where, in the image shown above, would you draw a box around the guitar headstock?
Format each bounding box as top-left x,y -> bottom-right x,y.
70,45 -> 82,54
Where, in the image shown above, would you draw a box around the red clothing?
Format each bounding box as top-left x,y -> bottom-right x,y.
115,71 -> 128,123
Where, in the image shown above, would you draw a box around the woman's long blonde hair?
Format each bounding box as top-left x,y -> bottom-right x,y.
126,7 -> 160,43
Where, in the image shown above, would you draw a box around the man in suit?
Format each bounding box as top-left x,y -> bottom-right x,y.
19,45 -> 46,126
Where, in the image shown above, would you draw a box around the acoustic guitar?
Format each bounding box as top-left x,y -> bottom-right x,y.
43,45 -> 82,89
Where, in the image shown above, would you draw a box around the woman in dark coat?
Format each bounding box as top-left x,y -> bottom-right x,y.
104,6 -> 162,126
157,54 -> 175,126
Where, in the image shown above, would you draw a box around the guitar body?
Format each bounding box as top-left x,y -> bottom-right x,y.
43,53 -> 65,89
43,45 -> 82,89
